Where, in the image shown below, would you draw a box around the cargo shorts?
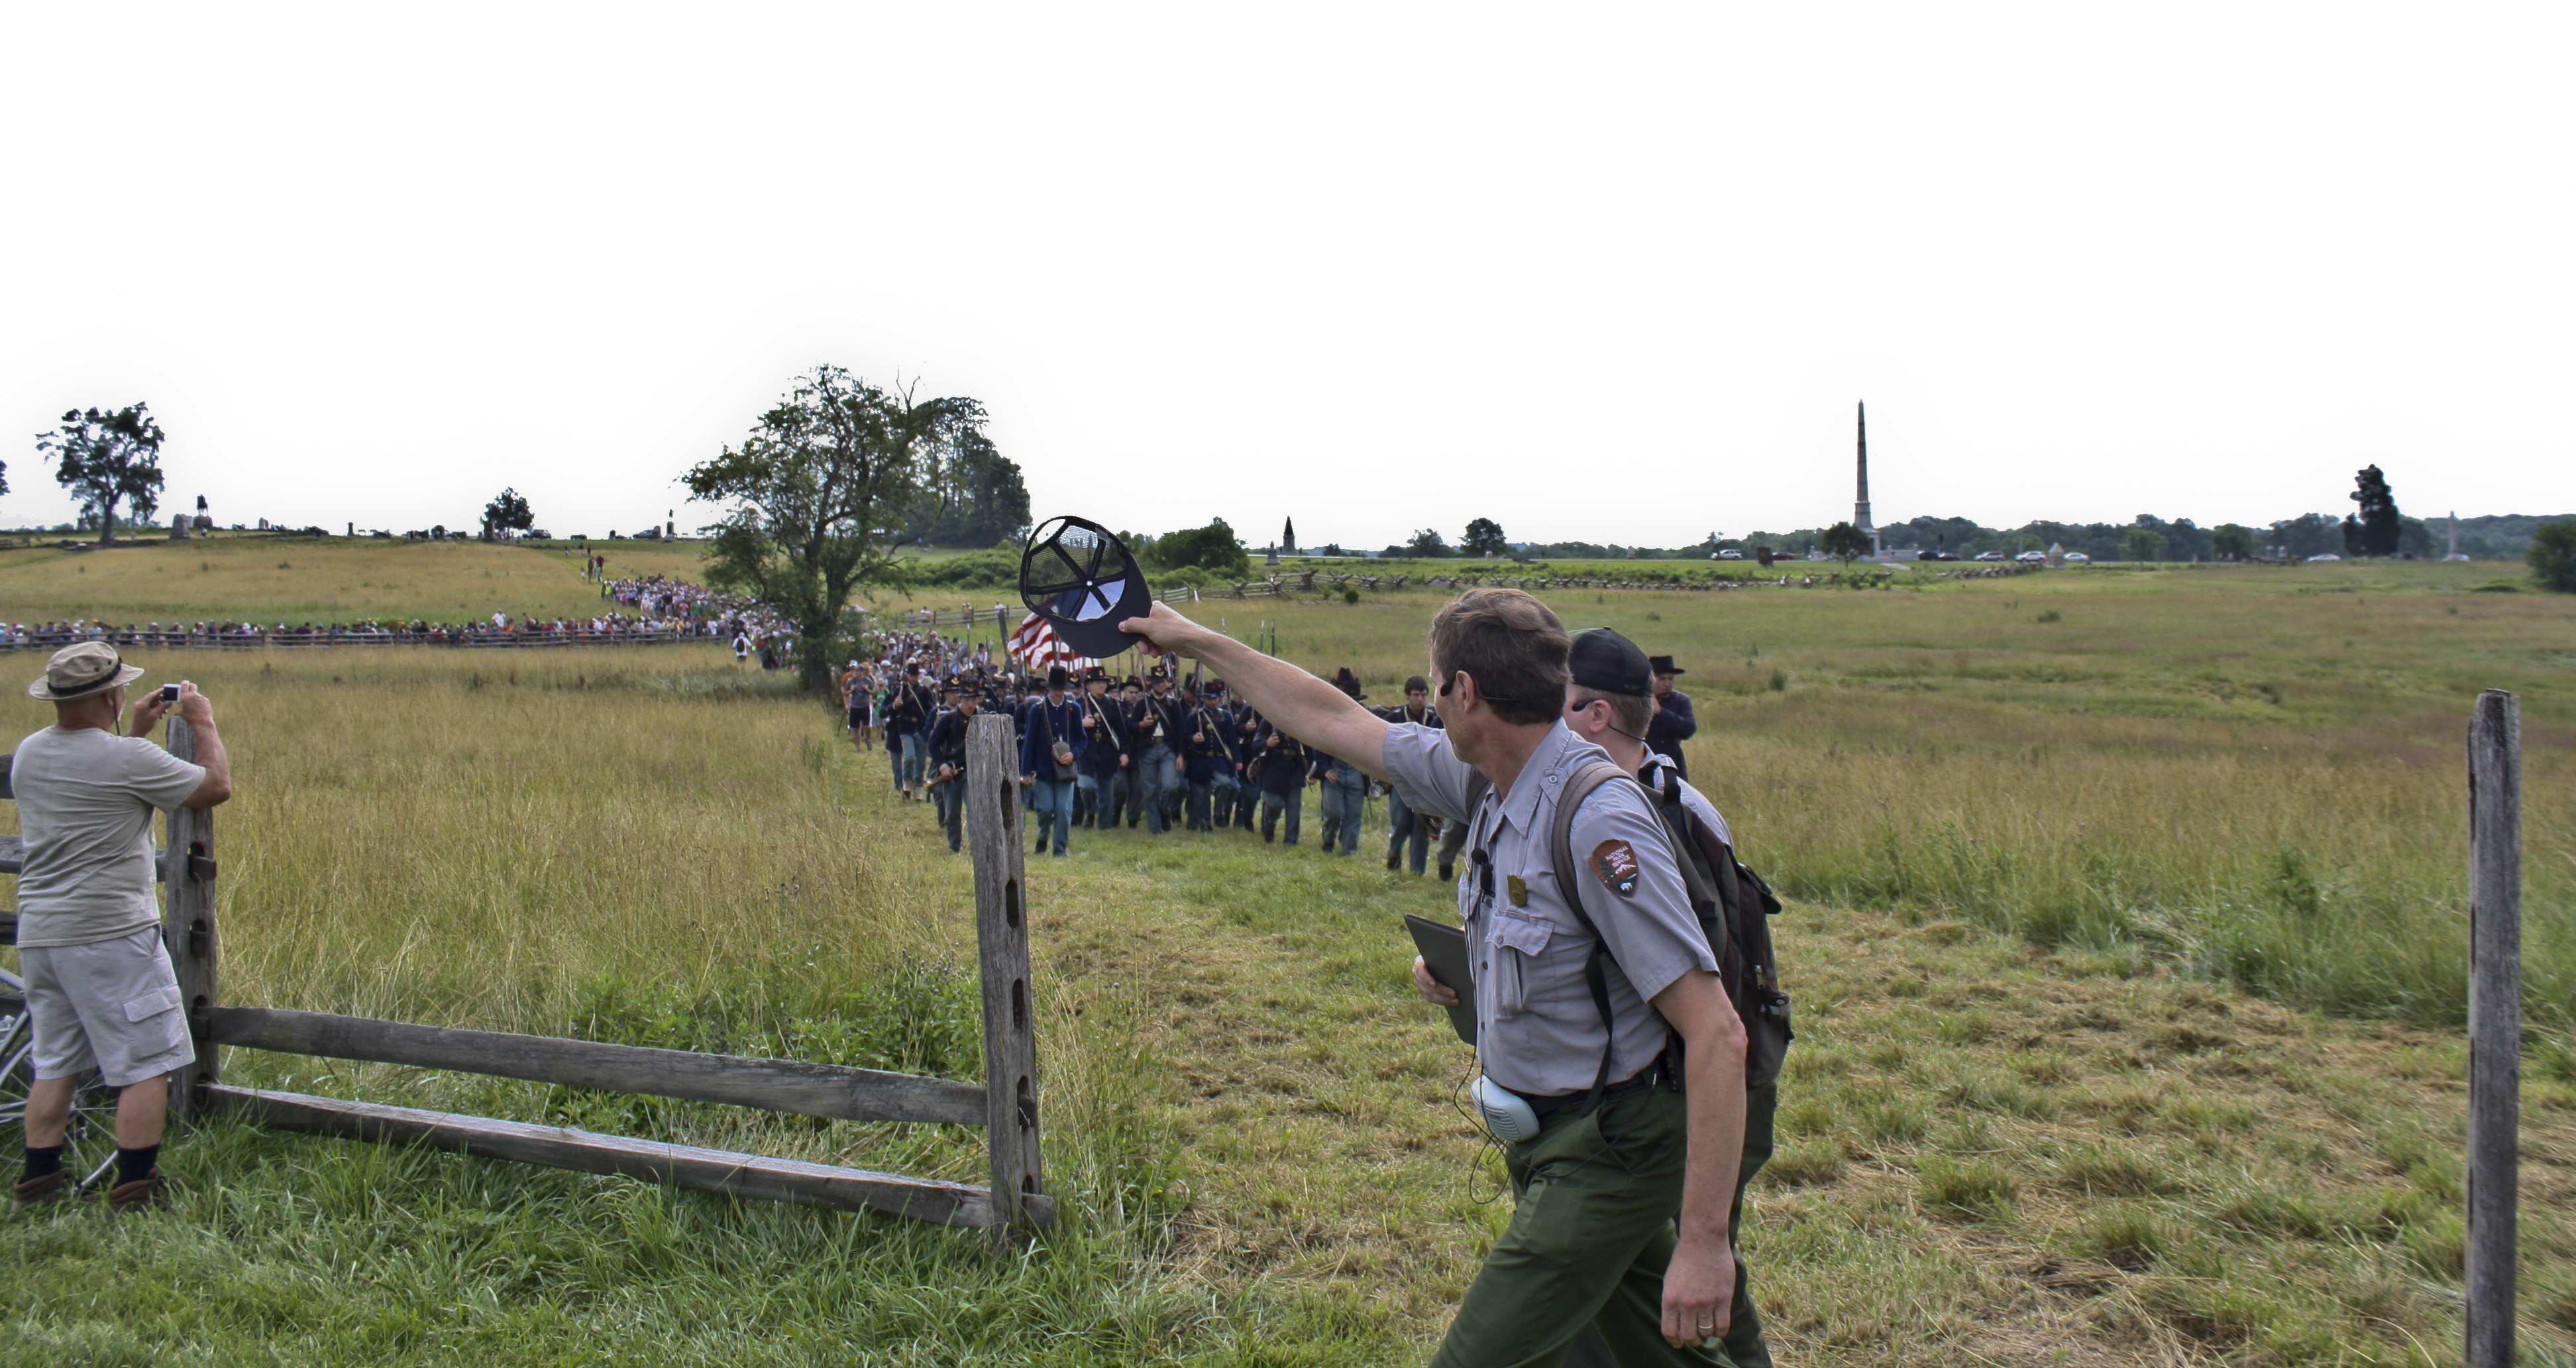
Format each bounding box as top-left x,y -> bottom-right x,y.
21,926 -> 197,1088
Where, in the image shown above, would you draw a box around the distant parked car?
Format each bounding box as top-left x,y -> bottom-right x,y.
2016,551 -> 2047,563
2063,551 -> 2092,564
1974,551 -> 2007,561
1717,549 -> 1743,560
2306,553 -> 2342,562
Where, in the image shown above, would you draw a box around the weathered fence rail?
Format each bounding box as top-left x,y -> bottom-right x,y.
1,714 -> 1051,1239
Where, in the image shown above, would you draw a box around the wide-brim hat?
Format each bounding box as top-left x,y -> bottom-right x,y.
28,642 -> 145,701
1648,655 -> 1685,675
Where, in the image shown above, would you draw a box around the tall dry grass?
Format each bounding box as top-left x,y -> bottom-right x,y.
877,561 -> 2573,1030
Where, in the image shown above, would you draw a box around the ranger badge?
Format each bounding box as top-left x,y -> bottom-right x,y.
1590,839 -> 1640,895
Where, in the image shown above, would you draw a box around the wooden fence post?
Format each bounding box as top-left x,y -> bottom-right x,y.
2465,689 -> 2520,1368
162,714 -> 220,1121
965,712 -> 1043,1249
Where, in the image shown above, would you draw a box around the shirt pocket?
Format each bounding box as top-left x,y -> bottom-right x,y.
1488,910 -> 1554,1018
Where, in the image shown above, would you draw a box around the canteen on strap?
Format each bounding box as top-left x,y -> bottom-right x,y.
1020,516 -> 1152,659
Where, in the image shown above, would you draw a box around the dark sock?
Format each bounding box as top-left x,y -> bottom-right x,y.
23,1145 -> 64,1180
116,1145 -> 159,1186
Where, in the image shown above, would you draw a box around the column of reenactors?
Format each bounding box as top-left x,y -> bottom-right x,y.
840,643 -> 1701,880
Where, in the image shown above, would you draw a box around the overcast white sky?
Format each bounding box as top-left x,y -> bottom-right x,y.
3,5 -> 2569,549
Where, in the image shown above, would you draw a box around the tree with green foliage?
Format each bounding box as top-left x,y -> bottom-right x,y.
912,429 -> 1028,547
1406,528 -> 1452,558
2530,520 -> 2576,593
1460,517 -> 1509,558
1819,521 -> 1871,564
2347,465 -> 2400,557
2121,528 -> 2161,563
1151,520 -> 1250,576
685,365 -> 982,691
2211,524 -> 2256,561
480,487 -> 534,540
37,404 -> 165,544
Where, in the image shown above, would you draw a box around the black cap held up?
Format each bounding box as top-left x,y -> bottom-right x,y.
1570,628 -> 1653,697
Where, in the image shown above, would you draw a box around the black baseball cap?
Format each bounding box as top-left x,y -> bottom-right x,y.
1570,628 -> 1652,697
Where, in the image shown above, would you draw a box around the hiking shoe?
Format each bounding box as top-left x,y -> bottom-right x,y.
11,1170 -> 73,1213
107,1170 -> 173,1216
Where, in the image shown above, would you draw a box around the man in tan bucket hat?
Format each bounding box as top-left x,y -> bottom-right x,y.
11,643 -> 231,1214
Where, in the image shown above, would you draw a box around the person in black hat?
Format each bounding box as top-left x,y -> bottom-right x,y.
1379,675 -> 1442,874
1313,669 -> 1371,854
924,681 -> 978,852
1075,667 -> 1127,828
1645,656 -> 1696,780
1566,630 -> 1778,1368
1020,664 -> 1084,857
1129,666 -> 1185,834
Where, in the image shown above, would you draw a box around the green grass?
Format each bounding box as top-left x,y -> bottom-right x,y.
2,557 -> 2572,1364
0,538 -> 629,626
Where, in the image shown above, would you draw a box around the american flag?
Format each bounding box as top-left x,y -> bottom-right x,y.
1006,613 -> 1095,671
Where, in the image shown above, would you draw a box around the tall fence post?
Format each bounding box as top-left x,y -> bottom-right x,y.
162,714 -> 220,1121
965,712 -> 1043,1249
2465,689 -> 2520,1368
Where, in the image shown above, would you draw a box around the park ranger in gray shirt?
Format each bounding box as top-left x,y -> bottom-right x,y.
1123,590 -> 1747,1367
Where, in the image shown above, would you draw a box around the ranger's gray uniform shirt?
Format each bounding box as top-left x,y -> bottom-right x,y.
1382,720 -> 1717,1098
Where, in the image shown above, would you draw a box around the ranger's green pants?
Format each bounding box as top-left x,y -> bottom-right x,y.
1431,1082 -> 1777,1368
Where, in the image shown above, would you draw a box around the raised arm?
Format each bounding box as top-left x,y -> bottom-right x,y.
1122,602 -> 1391,781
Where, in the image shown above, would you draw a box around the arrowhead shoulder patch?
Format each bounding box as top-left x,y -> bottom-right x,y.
1589,838 -> 1640,895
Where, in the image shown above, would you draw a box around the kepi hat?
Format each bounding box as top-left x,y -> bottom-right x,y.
27,642 -> 145,701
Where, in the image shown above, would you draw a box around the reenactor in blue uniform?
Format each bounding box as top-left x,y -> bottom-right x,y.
1226,687 -> 1263,830
1312,669 -> 1371,855
1380,674 -> 1442,874
1019,665 -> 1085,858
1130,667 -> 1187,834
1646,655 -> 1696,780
1250,713 -> 1310,844
1076,667 -> 1130,828
922,681 -> 978,852
1179,681 -> 1242,832
1119,592 -> 1747,1366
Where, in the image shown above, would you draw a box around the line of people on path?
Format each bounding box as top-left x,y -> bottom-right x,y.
839,640 -> 1701,871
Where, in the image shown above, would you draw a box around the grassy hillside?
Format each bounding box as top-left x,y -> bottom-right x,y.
0,538 -> 625,626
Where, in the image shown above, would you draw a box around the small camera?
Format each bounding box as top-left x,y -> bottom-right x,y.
161,683 -> 181,703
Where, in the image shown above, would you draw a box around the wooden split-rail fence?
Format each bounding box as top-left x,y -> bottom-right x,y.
1,713 -> 1050,1245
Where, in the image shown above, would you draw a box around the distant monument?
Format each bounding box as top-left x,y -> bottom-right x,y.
2445,511 -> 2469,561
1281,516 -> 1298,557
191,496 -> 213,533
1854,402 -> 1881,558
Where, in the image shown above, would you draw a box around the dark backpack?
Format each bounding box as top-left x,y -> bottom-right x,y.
1542,760 -> 1794,1096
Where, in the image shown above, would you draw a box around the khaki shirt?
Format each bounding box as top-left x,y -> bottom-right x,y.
1382,721 -> 1716,1097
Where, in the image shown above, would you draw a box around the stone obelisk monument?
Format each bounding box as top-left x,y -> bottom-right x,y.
1855,402 -> 1880,557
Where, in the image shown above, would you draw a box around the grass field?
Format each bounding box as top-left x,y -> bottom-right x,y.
0,537 -> 631,626
1,555 -> 2571,1364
